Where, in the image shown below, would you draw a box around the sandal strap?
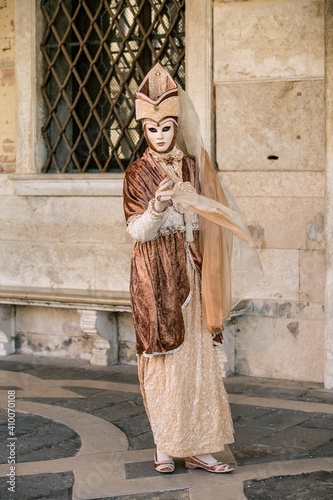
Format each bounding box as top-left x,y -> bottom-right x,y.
154,451 -> 175,473
155,462 -> 174,472
185,455 -> 234,473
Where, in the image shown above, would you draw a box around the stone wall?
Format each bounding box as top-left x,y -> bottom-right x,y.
214,0 -> 325,381
0,188 -> 135,362
0,0 -> 328,381
0,1 -> 15,173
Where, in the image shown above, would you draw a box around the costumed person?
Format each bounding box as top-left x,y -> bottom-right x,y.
123,63 -> 263,474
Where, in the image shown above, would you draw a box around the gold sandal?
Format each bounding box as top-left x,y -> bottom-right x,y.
184,456 -> 234,473
154,450 -> 175,473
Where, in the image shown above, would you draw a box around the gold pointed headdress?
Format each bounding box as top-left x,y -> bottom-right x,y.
135,63 -> 180,123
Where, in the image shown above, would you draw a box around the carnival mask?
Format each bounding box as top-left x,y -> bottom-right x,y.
144,119 -> 176,153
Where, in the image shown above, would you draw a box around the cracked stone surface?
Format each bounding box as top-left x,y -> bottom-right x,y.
244,470 -> 333,500
224,376 -> 333,405
0,355 -> 332,499
230,404 -> 333,465
95,492 -> 190,500
22,388 -> 154,451
0,471 -> 74,499
0,409 -> 81,463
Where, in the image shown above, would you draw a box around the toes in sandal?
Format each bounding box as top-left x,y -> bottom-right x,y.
154,451 -> 175,473
184,455 -> 234,474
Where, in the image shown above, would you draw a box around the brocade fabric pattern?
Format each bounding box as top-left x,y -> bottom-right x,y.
138,254 -> 234,457
123,150 -> 202,355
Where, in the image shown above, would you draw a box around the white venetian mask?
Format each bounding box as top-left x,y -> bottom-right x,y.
144,119 -> 175,153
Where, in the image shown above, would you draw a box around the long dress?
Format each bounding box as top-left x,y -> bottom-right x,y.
123,148 -> 234,457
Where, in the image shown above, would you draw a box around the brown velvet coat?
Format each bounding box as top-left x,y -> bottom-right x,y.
123,150 -> 202,355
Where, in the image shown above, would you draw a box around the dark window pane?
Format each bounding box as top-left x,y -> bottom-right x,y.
41,0 -> 185,173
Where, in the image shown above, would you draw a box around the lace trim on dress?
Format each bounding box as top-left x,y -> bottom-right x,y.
126,200 -> 169,243
147,198 -> 170,219
181,290 -> 193,309
127,201 -> 199,243
142,343 -> 184,358
183,242 -> 198,275
127,214 -> 142,225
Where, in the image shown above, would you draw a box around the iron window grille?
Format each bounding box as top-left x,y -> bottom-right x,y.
40,0 -> 185,173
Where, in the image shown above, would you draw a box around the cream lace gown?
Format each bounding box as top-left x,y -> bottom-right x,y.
128,198 -> 234,458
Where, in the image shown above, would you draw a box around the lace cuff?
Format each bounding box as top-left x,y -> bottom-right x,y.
126,200 -> 169,243
147,198 -> 169,219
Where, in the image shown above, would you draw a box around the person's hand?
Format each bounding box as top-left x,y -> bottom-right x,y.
154,178 -> 174,213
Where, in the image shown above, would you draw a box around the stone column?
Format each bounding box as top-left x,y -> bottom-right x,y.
324,0 -> 333,389
15,0 -> 36,173
15,0 -> 46,173
78,310 -> 119,366
185,0 -> 213,155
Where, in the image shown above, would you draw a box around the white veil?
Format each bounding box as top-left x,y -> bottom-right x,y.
174,85 -> 263,319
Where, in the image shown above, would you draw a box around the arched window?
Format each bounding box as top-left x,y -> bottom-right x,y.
40,0 -> 185,173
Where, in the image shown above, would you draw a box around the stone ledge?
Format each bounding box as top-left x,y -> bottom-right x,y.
0,286 -> 131,312
8,174 -> 124,197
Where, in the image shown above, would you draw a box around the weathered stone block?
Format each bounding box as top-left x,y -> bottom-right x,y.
15,307 -> 94,358
0,175 -> 15,195
0,195 -> 127,244
94,244 -> 131,292
216,80 -> 324,171
119,341 -> 137,365
214,0 -> 324,81
118,312 -> 135,343
0,304 -> 15,355
231,314 -> 325,382
117,312 -> 137,365
300,250 -> 325,303
249,299 -> 324,321
220,172 -> 325,198
306,213 -> 325,250
0,240 -> 96,289
16,306 -> 81,337
236,197 -> 324,250
0,194 -> 132,291
0,0 -> 15,174
220,326 -> 236,376
249,249 -> 299,301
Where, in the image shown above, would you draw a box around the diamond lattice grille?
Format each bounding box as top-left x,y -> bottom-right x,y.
41,0 -> 185,173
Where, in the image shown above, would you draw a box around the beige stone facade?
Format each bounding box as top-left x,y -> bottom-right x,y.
213,0 -> 326,384
0,0 -> 331,386
0,0 -> 15,173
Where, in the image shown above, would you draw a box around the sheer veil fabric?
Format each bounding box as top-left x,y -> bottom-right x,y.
174,86 -> 263,328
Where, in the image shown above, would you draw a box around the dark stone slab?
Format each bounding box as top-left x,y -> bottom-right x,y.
0,386 -> 22,391
95,491 -> 190,500
22,388 -> 154,451
125,459 -> 188,479
0,358 -> 140,385
300,413 -> 333,431
244,471 -> 333,500
230,404 -> 333,465
0,409 -> 81,464
0,471 -> 74,500
224,377 -> 333,405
